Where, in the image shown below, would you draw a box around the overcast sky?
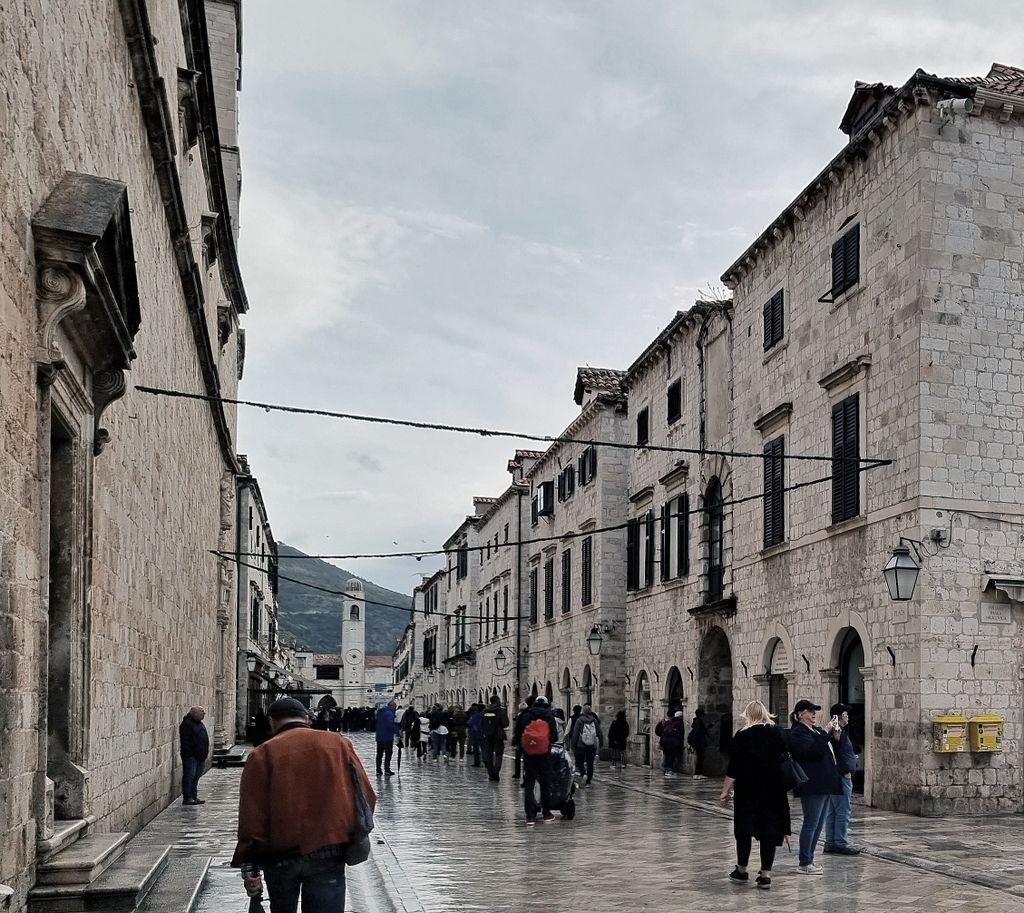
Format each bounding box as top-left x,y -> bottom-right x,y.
236,2 -> 1022,595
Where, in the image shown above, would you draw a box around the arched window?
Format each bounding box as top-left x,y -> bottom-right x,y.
706,478 -> 724,601
349,605 -> 360,620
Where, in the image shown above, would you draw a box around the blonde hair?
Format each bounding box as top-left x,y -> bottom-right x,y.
741,700 -> 775,730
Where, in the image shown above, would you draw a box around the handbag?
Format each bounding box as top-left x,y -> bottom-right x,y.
343,761 -> 375,865
780,754 -> 809,792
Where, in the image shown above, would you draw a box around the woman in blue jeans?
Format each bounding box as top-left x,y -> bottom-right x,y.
786,699 -> 843,875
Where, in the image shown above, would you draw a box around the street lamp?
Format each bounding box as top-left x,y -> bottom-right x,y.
494,647 -> 508,672
883,544 -> 920,601
246,656 -> 257,673
587,623 -> 615,656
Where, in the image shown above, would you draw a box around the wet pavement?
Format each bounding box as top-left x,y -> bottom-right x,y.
137,733 -> 1023,913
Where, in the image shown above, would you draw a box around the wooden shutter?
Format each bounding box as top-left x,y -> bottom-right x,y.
581,536 -> 593,606
773,290 -> 784,346
529,569 -> 538,624
557,470 -> 566,502
844,227 -> 859,291
831,394 -> 860,522
561,550 -> 571,613
763,437 -> 785,547
578,452 -> 586,484
626,518 -> 640,591
588,446 -> 597,480
677,493 -> 689,576
660,503 -> 671,582
643,511 -> 655,587
831,236 -> 846,299
544,558 -> 554,618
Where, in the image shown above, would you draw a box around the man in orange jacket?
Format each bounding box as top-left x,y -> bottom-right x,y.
232,697 -> 376,913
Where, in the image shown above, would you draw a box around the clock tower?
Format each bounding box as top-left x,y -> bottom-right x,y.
341,579 -> 366,708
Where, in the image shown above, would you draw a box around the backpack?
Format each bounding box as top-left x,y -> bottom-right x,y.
481,709 -> 502,740
579,719 -> 598,747
522,718 -> 551,755
686,727 -> 699,749
660,718 -> 682,746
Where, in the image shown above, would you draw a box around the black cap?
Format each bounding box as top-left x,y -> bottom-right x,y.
268,697 -> 308,719
533,696 -> 549,707
830,703 -> 850,717
793,699 -> 821,714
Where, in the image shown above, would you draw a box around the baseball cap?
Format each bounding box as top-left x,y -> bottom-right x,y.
268,697 -> 308,719
673,710 -> 684,718
830,703 -> 850,717
533,695 -> 549,707
792,699 -> 821,714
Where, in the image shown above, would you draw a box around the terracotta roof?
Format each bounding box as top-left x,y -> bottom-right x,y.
512,449 -> 545,460
573,367 -> 626,405
473,497 -> 498,504
937,62 -> 1024,99
313,654 -> 342,665
365,656 -> 393,668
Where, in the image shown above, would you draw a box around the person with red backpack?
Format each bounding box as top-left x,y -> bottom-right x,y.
514,695 -> 559,825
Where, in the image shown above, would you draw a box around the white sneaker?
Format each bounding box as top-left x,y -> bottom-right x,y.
797,864 -> 824,875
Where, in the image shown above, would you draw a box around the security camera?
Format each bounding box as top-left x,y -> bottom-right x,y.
936,97 -> 974,118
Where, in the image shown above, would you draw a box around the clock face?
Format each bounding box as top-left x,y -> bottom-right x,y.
345,649 -> 363,666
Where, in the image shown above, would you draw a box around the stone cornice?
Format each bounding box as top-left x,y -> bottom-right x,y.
657,461 -> 689,489
721,71 -> 974,288
525,393 -> 623,480
753,402 -> 793,436
118,0 -> 240,473
818,354 -> 872,391
628,485 -> 654,506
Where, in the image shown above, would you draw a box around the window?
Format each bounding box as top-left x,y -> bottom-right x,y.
531,496 -> 539,527
543,558 -> 554,620
581,536 -> 593,606
485,540 -> 491,560
831,224 -> 859,299
537,480 -> 555,516
561,550 -> 571,614
456,546 -> 468,580
503,523 -> 509,543
763,289 -> 784,350
831,393 -> 860,523
316,665 -> 340,680
676,493 -> 690,577
557,465 -> 576,502
483,596 -> 490,642
636,407 -> 650,446
626,518 -> 640,591
763,436 -> 785,547
248,506 -> 253,531
706,478 -> 724,601
502,585 -> 509,633
578,446 -> 598,485
667,379 -> 682,424
643,510 -> 655,587
529,568 -> 538,624
250,597 -> 260,639
659,503 -> 672,582
492,593 -> 499,637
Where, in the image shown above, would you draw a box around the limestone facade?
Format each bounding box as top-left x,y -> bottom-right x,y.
1,2 -> 251,908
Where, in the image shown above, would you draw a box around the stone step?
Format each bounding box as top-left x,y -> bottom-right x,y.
213,748 -> 249,768
38,820 -> 92,863
29,846 -> 170,913
135,856 -> 210,913
35,832 -> 130,885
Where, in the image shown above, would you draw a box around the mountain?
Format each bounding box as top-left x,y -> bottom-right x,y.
274,542 -> 412,657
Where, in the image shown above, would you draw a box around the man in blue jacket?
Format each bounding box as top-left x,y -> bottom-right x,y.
375,701 -> 400,776
823,703 -> 861,855
179,706 -> 210,805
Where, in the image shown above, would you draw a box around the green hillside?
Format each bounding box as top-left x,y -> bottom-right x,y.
275,542 -> 412,656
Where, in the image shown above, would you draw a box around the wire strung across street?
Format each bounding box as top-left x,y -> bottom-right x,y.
232,464 -> 879,562
135,385 -> 891,467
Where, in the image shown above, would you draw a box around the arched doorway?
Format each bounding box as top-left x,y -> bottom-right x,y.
697,626 -> 733,775
530,682 -> 539,700
581,665 -> 594,706
705,478 -> 724,602
666,666 -> 684,713
766,638 -> 790,717
545,681 -> 554,704
560,668 -> 572,719
838,627 -> 866,792
501,685 -> 509,708
636,671 -> 652,765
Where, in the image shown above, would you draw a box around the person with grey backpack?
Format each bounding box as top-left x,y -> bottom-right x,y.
569,704 -> 603,787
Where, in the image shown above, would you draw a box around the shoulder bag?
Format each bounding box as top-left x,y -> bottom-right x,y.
343,760 -> 375,865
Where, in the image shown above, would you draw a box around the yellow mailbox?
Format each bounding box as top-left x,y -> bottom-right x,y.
968,714 -> 1004,752
932,714 -> 967,753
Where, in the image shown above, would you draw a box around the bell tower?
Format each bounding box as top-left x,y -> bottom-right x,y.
341,579 -> 366,708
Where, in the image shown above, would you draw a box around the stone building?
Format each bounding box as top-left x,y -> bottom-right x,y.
523,370 -> 630,725
235,456 -> 281,740
409,569 -> 445,709
0,1 -> 250,908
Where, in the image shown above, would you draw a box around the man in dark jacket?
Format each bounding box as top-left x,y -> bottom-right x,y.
179,706 -> 210,805
479,695 -> 510,781
823,703 -> 861,855
515,696 -> 558,824
375,701 -> 399,776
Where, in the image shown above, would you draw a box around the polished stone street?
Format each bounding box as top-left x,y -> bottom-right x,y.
142,733 -> 1023,913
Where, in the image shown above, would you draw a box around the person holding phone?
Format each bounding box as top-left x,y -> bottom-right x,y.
786,699 -> 843,875
823,703 -> 862,855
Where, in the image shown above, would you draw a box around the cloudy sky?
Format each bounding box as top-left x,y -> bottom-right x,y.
235,2 -> 1021,594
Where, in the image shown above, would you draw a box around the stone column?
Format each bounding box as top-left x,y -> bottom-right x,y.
859,665 -> 875,807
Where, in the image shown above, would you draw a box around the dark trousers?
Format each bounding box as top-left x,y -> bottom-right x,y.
375,740 -> 394,774
481,739 -> 504,780
574,745 -> 597,783
264,854 -> 346,913
468,734 -> 481,766
522,753 -> 552,819
736,835 -> 777,871
513,747 -> 522,778
694,749 -> 706,775
181,755 -> 203,801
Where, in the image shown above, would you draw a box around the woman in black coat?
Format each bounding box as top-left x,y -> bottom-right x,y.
787,698 -> 843,874
607,710 -> 630,768
718,700 -> 790,890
